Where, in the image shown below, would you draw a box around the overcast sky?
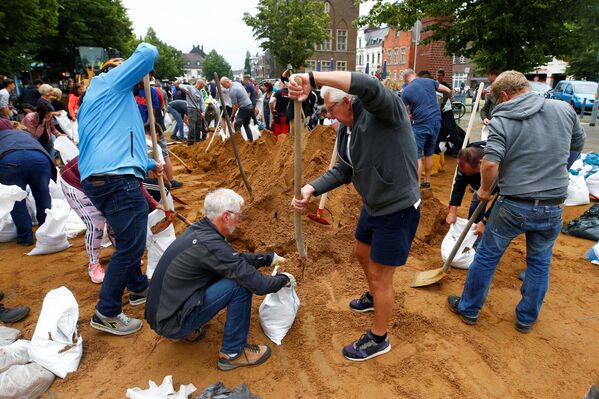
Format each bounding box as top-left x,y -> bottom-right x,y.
122,0 -> 377,70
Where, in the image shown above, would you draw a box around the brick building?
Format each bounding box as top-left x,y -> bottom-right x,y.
381,28 -> 414,81
413,18 -> 453,85
305,0 -> 359,73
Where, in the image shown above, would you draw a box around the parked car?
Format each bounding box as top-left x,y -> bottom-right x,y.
551,80 -> 598,113
528,81 -> 551,97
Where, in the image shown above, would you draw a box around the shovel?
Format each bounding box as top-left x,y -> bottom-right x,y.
308,138 -> 338,225
293,77 -> 308,275
411,178 -> 498,288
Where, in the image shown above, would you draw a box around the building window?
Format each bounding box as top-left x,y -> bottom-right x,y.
321,60 -> 331,72
460,55 -> 465,64
393,48 -> 399,65
377,52 -> 381,65
357,55 -> 362,65
452,55 -> 456,64
318,29 -> 332,51
324,1 -> 330,13
400,47 -> 406,64
453,72 -> 467,89
387,49 -> 392,62
366,53 -> 369,64
395,30 -> 400,38
336,61 -> 347,71
358,38 -> 362,48
306,60 -> 317,72
336,30 -> 347,51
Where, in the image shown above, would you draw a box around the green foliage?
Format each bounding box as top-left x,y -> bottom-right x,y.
356,0 -> 591,73
202,50 -> 233,80
0,0 -> 59,73
243,0 -> 329,70
36,0 -> 135,77
244,51 -> 252,76
130,28 -> 184,80
564,2 -> 599,80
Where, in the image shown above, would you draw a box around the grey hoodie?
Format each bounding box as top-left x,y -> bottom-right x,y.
485,92 -> 586,199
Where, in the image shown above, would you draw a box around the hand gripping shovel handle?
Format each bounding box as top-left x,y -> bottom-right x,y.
293,76 -> 307,261
143,75 -> 170,219
213,72 -> 253,200
442,178 -> 498,273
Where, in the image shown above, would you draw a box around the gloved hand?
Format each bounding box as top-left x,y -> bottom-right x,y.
280,272 -> 296,288
271,252 -> 286,266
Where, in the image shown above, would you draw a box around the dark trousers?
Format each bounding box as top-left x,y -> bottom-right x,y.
82,175 -> 149,317
0,150 -> 52,243
234,105 -> 254,142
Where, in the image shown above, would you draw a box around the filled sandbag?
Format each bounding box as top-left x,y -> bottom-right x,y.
27,200 -> 70,256
146,210 -> 176,279
0,363 -> 55,399
565,173 -> 590,206
0,215 -> 17,243
0,328 -> 20,348
563,204 -> 599,241
53,136 -> 79,164
441,217 -> 478,269
259,268 -> 299,345
126,375 -> 196,399
0,340 -> 30,373
0,185 -> 27,220
29,287 -> 83,379
54,110 -> 74,140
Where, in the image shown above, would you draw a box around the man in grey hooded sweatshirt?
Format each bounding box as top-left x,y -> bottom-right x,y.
447,71 -> 586,334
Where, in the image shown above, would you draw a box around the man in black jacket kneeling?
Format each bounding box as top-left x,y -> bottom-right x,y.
145,188 -> 292,371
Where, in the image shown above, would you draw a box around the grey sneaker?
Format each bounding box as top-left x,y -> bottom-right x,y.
129,288 -> 148,306
90,310 -> 142,336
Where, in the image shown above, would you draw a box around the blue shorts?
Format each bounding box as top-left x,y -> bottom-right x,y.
413,123 -> 440,158
355,204 -> 420,266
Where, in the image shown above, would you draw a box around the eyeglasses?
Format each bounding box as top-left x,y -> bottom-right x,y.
227,210 -> 243,220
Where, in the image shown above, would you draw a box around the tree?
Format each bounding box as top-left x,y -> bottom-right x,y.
33,0 -> 134,77
243,0 -> 329,70
0,0 -> 59,74
564,1 -> 599,80
130,28 -> 184,79
202,50 -> 233,80
356,0 -> 590,72
244,51 -> 252,76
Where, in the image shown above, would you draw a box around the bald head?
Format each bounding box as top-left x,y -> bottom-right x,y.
220,77 -> 231,89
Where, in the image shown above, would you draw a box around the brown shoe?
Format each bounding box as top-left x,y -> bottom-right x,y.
217,344 -> 272,371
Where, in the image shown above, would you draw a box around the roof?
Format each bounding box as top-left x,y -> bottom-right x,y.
364,27 -> 389,48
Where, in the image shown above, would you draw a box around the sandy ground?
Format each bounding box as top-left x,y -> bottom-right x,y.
2,126 -> 599,398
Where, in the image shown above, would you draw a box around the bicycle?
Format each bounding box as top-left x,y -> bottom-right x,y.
452,101 -> 466,122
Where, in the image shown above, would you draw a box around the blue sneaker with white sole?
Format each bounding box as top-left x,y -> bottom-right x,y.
342,331 -> 391,361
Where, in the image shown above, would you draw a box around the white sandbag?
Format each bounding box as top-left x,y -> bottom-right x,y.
27,200 -> 70,256
53,136 -> 79,164
586,172 -> 599,199
163,113 -> 174,132
481,125 -> 489,141
565,173 -> 590,206
54,111 -> 74,140
0,340 -> 30,373
126,375 -> 196,399
49,175 -> 65,201
146,210 -> 176,279
585,240 -> 599,265
71,120 -> 79,144
240,125 -> 261,142
0,363 -> 55,399
0,215 -> 17,243
25,190 -> 38,226
0,328 -> 20,348
259,268 -> 299,345
0,185 -> 27,220
65,210 -> 86,239
29,287 -> 83,379
441,217 -> 478,269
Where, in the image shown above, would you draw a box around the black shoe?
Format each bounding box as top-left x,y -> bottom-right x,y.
420,181 -> 431,189
447,295 -> 478,325
515,320 -> 532,334
0,304 -> 30,323
170,180 -> 183,189
129,288 -> 148,306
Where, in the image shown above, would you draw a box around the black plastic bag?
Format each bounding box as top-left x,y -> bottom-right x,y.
562,204 -> 599,241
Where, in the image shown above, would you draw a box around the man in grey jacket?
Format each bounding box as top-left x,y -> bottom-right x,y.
179,80 -> 206,145
448,71 -> 586,334
289,71 -> 420,362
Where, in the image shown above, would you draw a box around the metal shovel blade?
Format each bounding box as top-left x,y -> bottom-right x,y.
411,267 -> 447,287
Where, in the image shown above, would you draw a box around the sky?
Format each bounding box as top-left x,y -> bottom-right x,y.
121,0 -> 377,70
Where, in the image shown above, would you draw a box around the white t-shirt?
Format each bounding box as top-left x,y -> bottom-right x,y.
0,89 -> 9,109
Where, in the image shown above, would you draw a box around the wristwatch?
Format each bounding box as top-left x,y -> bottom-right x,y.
308,71 -> 318,91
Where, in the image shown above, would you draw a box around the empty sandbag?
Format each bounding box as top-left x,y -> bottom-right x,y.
0,363 -> 55,399
0,340 -> 30,373
0,328 -> 20,348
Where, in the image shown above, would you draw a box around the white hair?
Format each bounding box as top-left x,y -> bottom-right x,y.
204,188 -> 244,219
38,84 -> 53,96
320,86 -> 357,104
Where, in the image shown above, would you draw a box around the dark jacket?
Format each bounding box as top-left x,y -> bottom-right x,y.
310,73 -> 419,217
145,217 -> 288,337
20,85 -> 40,107
0,129 -> 57,181
480,91 -> 496,121
449,141 -> 486,206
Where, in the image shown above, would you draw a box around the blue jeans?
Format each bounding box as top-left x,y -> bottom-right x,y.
82,175 -> 149,317
168,106 -> 185,139
168,279 -> 252,354
458,196 -> 563,325
0,150 -> 52,243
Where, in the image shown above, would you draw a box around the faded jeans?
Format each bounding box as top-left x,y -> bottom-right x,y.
458,196 -> 563,326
